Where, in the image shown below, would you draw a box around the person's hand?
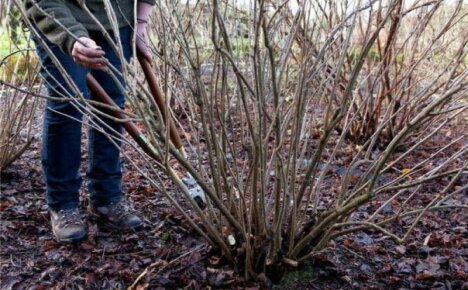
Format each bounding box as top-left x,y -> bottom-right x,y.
71,37 -> 107,70
135,22 -> 152,63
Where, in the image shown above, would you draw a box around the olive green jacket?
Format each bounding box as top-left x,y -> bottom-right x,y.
25,0 -> 155,55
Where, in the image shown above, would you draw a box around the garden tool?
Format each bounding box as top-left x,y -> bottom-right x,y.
85,49 -> 206,208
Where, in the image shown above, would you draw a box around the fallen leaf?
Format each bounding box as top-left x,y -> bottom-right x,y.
395,245 -> 406,254
354,232 -> 374,245
401,168 -> 411,175
416,271 -> 435,280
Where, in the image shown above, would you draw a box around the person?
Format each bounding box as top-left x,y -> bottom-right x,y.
25,0 -> 155,243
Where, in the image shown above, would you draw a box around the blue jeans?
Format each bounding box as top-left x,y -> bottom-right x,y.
35,26 -> 132,211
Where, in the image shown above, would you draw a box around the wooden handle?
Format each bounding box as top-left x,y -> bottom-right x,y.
137,51 -> 184,151
86,74 -> 161,162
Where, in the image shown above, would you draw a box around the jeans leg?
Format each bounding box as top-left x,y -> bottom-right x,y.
87,26 -> 133,206
35,38 -> 89,211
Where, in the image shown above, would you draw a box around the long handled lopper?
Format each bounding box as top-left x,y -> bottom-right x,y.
85,48 -> 206,208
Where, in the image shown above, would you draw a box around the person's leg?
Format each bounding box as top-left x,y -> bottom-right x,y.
34,34 -> 89,242
87,26 -> 143,231
87,26 -> 132,207
35,36 -> 89,211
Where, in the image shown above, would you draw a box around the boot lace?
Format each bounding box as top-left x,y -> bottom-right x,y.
57,209 -> 82,226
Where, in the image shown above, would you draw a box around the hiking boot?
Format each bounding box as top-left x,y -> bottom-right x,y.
88,202 -> 143,231
50,208 -> 87,243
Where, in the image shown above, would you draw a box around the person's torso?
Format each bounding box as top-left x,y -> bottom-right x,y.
65,0 -> 135,30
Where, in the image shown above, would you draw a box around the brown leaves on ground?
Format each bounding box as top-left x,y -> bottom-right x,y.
1,110 -> 466,288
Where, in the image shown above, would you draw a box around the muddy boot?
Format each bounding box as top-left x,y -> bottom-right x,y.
50,208 -> 87,243
88,202 -> 143,231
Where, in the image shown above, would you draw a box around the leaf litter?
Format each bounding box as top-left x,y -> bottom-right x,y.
0,105 -> 466,289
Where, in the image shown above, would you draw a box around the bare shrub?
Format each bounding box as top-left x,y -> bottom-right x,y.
328,0 -> 468,147
0,9 -> 40,171
0,55 -> 40,170
9,0 -> 467,282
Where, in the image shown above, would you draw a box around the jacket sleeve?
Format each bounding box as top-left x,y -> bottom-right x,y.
138,0 -> 156,5
25,0 -> 89,55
